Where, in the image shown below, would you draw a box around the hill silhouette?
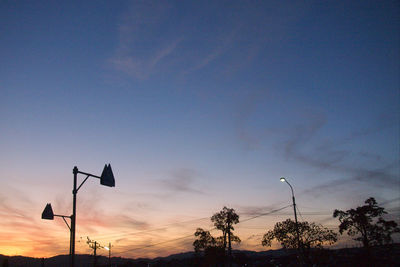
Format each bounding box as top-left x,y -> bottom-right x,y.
1,244 -> 399,266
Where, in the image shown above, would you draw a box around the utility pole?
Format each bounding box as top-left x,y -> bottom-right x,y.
94,241 -> 97,267
87,237 -> 101,267
108,242 -> 111,267
104,242 -> 112,267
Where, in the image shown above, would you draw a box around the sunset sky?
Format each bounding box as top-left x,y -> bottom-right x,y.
0,0 -> 399,259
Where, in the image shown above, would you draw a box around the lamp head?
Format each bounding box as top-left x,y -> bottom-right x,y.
280,177 -> 286,182
101,164 -> 115,187
104,246 -> 110,251
42,203 -> 54,220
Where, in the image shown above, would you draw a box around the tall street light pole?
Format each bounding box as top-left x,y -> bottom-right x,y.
71,167 -> 78,266
71,165 -> 115,267
42,164 -> 115,267
280,177 -> 301,250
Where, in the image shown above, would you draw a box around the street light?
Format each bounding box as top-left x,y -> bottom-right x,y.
41,203 -> 73,255
42,164 -> 115,267
279,177 -> 301,250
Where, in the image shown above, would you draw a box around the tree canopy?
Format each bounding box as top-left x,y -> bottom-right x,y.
193,206 -> 241,258
262,219 -> 337,250
193,228 -> 216,253
211,206 -> 240,255
333,197 -> 400,248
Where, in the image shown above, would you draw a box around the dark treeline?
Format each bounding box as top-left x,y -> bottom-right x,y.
189,197 -> 399,266
2,245 -> 400,267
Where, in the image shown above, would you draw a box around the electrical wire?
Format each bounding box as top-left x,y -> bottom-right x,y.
113,204 -> 292,256
296,205 -> 305,222
100,204 -> 345,257
92,206 -> 294,245
88,216 -> 210,240
239,205 -> 292,223
115,227 -> 218,255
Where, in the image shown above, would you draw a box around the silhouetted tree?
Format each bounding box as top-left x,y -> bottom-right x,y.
262,219 -> 337,250
215,234 -> 241,248
193,228 -> 217,253
333,197 -> 400,248
192,228 -> 226,266
211,206 -> 240,256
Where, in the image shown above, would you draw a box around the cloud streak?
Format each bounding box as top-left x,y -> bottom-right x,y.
108,1 -> 182,79
109,1 -> 308,81
281,113 -> 399,195
160,168 -> 204,195
110,38 -> 182,80
234,93 -> 398,197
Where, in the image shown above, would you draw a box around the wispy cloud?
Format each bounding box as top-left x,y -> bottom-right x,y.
283,112 -> 326,160
109,1 -> 310,81
280,112 -> 399,196
108,1 -> 182,79
110,38 -> 182,80
233,93 -> 398,195
233,88 -> 273,150
160,168 -> 205,195
180,28 -> 238,76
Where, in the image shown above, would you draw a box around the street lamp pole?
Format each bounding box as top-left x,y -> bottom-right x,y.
280,177 -> 301,250
70,165 -> 115,267
71,167 -> 78,267
42,164 -> 115,267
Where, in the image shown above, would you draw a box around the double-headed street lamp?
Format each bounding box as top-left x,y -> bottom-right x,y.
280,177 -> 301,250
42,164 -> 115,267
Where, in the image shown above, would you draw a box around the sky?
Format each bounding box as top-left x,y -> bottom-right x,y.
0,0 -> 399,259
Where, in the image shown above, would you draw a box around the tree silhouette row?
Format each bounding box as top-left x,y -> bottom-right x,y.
193,197 -> 399,265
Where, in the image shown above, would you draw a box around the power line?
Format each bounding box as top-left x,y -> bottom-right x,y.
297,205 -> 305,222
89,216 -> 210,240
106,204 -> 346,257
96,200 -> 400,257
114,205 -> 292,256
100,204 -> 340,257
93,206 -> 295,243
114,228 -> 218,255
90,207 -> 338,243
239,205 -> 292,223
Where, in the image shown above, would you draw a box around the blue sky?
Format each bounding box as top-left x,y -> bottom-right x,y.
0,0 -> 399,258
